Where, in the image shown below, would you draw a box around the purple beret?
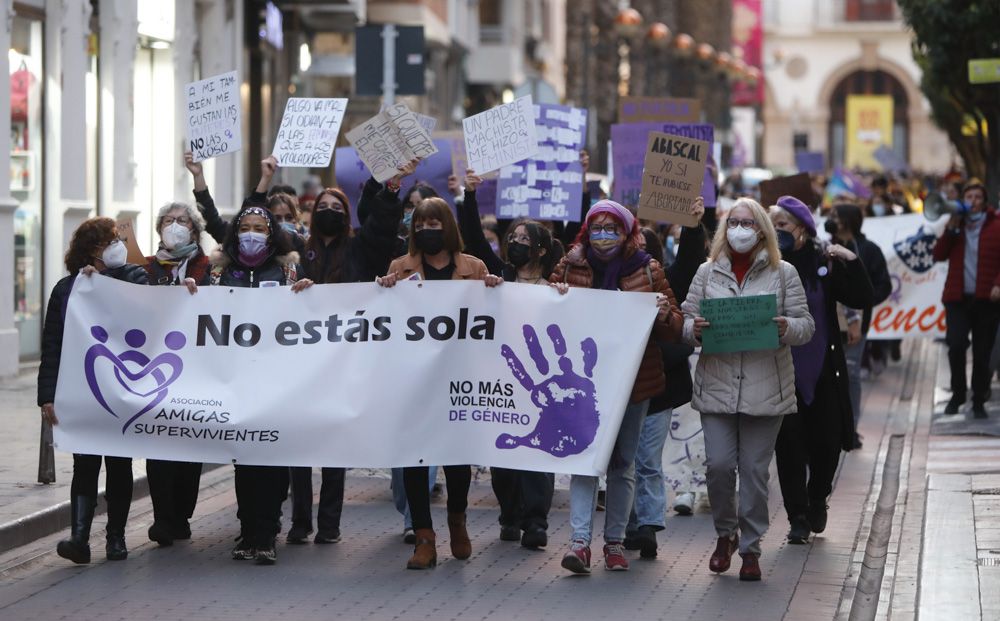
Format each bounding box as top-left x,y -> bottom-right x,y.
776,195 -> 816,237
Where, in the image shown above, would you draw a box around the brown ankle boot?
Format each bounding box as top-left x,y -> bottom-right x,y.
406,529 -> 437,569
447,512 -> 472,560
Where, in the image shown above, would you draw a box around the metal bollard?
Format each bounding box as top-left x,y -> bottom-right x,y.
38,420 -> 55,484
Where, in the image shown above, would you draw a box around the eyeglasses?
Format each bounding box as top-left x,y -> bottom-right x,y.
727,218 -> 757,230
162,216 -> 192,226
508,233 -> 532,245
588,224 -> 620,235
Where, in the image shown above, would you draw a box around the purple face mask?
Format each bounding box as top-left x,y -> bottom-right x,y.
238,232 -> 269,266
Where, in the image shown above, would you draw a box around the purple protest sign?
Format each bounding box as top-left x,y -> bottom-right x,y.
334,139 -> 455,228
795,151 -> 825,174
612,123 -> 714,209
495,104 -> 587,222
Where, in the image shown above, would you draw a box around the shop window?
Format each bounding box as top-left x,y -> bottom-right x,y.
10,15 -> 44,358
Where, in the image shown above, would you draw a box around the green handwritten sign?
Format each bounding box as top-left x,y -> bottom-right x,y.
700,294 -> 779,354
969,59 -> 1000,84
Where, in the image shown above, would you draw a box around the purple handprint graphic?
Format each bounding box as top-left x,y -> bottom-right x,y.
83,326 -> 187,434
495,324 -> 599,457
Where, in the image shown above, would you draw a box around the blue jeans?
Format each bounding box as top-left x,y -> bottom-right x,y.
391,466 -> 437,529
569,400 -> 649,544
844,336 -> 866,427
626,408 -> 671,532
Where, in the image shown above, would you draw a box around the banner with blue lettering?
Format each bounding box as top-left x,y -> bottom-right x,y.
495,104 -> 588,222
53,276 -> 657,475
611,123 -> 714,208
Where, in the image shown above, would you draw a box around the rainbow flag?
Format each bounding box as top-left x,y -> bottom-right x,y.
823,167 -> 872,208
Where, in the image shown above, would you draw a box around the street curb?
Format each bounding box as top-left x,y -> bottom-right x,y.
0,463 -> 224,555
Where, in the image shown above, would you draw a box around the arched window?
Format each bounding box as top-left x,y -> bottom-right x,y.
829,70 -> 909,169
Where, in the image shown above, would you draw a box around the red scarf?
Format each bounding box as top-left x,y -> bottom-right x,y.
732,251 -> 753,285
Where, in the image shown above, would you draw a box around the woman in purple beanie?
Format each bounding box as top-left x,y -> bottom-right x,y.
769,195 -> 874,545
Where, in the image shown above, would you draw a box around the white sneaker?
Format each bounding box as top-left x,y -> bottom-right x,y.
673,492 -> 695,515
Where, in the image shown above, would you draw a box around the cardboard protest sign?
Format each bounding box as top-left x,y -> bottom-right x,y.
637,131 -> 709,227
115,219 -> 146,265
618,97 -> 700,123
185,71 -> 241,163
273,98 -> 348,168
462,96 -> 538,174
795,151 -> 825,174
700,294 -> 779,354
496,104 -> 587,222
380,103 -> 437,134
334,138 -> 454,228
759,172 -> 817,209
345,103 -> 439,182
611,123 -> 714,208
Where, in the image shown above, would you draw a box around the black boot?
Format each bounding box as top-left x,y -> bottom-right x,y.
57,496 -> 95,564
105,499 -> 130,561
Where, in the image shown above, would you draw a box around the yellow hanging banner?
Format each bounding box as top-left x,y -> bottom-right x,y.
846,95 -> 893,170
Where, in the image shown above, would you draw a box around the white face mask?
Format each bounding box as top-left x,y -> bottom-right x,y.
161,222 -> 192,250
727,227 -> 759,254
101,239 -> 127,269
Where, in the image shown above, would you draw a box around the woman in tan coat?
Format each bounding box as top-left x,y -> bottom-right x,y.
681,197 -> 814,581
378,197 -> 502,569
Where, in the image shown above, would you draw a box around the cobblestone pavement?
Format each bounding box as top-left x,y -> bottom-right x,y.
1,339 -> 995,620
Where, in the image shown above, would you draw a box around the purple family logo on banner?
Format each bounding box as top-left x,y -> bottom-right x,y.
496,104 -> 587,222
334,139 -> 456,228
611,123 -> 714,208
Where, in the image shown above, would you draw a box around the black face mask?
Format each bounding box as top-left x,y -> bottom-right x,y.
314,209 -> 345,236
507,242 -> 532,267
776,229 -> 796,254
823,219 -> 839,237
414,229 -> 445,255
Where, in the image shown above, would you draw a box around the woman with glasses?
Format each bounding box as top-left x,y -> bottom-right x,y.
680,197 -> 814,582
141,202 -> 211,548
284,159 -> 417,549
456,167 -> 564,550
769,196 -> 872,545
39,217 -> 149,564
549,200 -> 682,574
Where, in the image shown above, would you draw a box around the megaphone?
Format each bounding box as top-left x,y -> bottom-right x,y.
924,193 -> 969,221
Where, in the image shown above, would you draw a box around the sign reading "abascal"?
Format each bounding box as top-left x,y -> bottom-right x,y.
53,277 -> 656,476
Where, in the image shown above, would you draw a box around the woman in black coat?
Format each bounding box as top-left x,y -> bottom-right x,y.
770,196 -> 874,545
39,217 -> 149,564
456,168 -> 563,549
284,161 -> 412,546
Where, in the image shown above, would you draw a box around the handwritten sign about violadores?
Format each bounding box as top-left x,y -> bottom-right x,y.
700,294 -> 779,355
638,130 -> 709,227
345,103 -> 439,183
273,98 -> 348,168
185,71 -> 242,163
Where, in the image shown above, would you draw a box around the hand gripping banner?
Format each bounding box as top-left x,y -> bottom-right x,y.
53,276 -> 657,476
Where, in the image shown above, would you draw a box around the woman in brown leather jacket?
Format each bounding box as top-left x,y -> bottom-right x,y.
549,200 -> 683,574
378,197 -> 502,570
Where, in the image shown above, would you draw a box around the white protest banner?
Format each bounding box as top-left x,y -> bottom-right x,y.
345,103 -> 439,182
53,277 -> 656,476
186,71 -> 241,162
273,98 -> 348,167
858,213 -> 947,339
462,95 -> 538,174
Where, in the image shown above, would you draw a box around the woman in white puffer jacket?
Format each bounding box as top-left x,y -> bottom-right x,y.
681,197 -> 814,582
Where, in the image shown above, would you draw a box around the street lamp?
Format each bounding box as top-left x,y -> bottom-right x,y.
613,7 -> 643,38
646,22 -> 671,48
672,33 -> 695,57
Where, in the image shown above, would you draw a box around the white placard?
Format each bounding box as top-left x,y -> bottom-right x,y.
185,71 -> 242,163
52,277 -> 656,475
272,98 -> 348,168
462,96 -> 539,174
345,103 -> 439,182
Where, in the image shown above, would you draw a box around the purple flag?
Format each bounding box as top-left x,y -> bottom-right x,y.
334,139 -> 455,228
611,123 -> 715,209
496,104 -> 588,222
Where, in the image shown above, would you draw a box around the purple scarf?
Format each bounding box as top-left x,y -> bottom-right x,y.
586,247 -> 652,290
